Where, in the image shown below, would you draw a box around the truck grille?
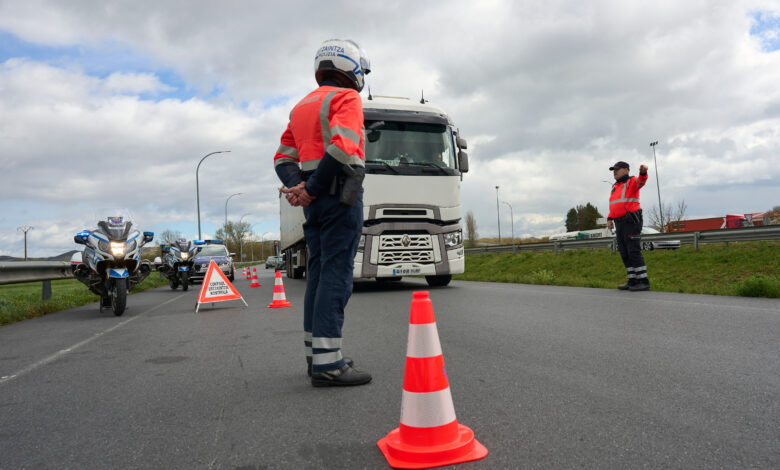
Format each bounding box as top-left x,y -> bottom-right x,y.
379,234 -> 432,250
379,250 -> 434,264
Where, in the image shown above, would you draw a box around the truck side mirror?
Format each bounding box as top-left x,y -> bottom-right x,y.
458,151 -> 469,173
456,137 -> 468,149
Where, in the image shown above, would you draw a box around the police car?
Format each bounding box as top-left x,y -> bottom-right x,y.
189,240 -> 235,283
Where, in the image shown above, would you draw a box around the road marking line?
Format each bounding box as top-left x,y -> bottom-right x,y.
0,294 -> 186,386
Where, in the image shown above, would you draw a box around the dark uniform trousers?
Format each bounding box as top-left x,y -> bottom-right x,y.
302,189 -> 363,374
615,210 -> 649,286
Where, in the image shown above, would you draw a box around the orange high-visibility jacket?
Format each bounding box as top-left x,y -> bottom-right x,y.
273,86 -> 365,172
608,173 -> 648,219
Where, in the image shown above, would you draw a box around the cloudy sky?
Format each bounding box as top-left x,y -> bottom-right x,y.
1,0 -> 779,257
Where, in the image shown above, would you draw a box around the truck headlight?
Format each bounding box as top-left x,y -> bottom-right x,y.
444,230 -> 463,248
110,242 -> 126,257
357,235 -> 366,251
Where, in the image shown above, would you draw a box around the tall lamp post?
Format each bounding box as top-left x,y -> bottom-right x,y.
260,231 -> 273,260
502,201 -> 514,246
495,186 -> 501,245
650,141 -> 663,232
238,213 -> 252,261
196,150 -> 231,239
224,192 -> 242,228
17,225 -> 33,261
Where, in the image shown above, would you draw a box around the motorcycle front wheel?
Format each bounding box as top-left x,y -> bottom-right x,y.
181,272 -> 189,291
112,279 -> 127,316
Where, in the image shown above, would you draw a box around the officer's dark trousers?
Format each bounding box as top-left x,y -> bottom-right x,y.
615,212 -> 649,286
302,190 -> 363,373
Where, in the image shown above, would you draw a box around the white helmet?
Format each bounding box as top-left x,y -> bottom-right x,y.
314,39 -> 371,92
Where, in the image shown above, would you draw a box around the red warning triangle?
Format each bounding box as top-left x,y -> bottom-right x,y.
195,260 -> 247,312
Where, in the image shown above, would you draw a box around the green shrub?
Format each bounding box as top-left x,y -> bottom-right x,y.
735,275 -> 780,298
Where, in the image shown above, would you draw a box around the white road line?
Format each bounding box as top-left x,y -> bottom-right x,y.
0,293 -> 186,386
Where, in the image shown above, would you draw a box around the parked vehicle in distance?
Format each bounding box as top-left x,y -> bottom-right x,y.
265,255 -> 284,270
666,214 -> 752,232
189,240 -> 235,283
640,227 -> 680,251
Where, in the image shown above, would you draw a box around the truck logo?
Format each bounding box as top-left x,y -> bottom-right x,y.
402,234 -> 411,247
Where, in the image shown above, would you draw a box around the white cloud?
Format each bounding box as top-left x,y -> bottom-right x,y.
1,0 -> 779,257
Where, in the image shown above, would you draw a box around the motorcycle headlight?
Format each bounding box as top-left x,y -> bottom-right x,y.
111,242 -> 126,257
181,252 -> 189,260
444,230 -> 463,248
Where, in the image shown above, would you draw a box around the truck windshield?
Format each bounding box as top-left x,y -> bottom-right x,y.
365,122 -> 458,175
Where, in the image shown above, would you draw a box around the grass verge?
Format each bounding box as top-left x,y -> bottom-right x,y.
454,241 -> 779,298
0,273 -> 170,327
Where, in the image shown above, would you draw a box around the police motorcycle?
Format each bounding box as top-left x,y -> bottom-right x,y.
155,238 -> 195,291
72,216 -> 154,316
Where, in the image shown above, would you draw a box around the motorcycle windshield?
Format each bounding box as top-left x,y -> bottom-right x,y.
96,217 -> 133,241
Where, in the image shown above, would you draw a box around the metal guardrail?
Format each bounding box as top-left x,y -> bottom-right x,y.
0,261 -> 74,300
465,225 -> 780,255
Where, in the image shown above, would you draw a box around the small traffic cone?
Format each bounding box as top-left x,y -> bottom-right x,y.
245,267 -> 251,281
267,270 -> 292,308
377,291 -> 487,469
249,267 -> 261,288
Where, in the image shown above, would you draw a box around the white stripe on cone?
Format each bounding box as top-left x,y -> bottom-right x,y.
273,275 -> 288,301
400,388 -> 458,428
406,323 -> 443,358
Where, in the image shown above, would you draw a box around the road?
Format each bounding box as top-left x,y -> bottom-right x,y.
1,269 -> 778,469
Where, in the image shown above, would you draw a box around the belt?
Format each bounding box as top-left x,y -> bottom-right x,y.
615,209 -> 642,223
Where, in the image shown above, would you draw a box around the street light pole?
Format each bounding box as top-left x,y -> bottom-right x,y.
650,141 -> 663,232
502,201 -> 514,246
17,225 -> 33,261
224,192 -> 242,228
196,150 -> 231,239
238,213 -> 252,262
495,186 -> 501,244
260,231 -> 272,260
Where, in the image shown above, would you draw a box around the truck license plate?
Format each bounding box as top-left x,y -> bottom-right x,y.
392,268 -> 421,276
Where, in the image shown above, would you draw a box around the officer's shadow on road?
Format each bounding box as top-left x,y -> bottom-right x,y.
352,278 -> 453,294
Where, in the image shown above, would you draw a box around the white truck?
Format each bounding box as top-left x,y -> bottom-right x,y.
279,95 -> 469,287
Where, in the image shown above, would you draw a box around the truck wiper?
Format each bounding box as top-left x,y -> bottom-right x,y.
365,160 -> 399,174
409,162 -> 450,175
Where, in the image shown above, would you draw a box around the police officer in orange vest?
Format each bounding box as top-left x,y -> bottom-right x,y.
607,161 -> 651,291
273,39 -> 371,387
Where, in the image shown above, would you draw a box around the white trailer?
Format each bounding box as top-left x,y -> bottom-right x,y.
279,96 -> 469,287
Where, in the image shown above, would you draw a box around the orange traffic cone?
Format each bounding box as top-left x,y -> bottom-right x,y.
267,270 -> 292,308
377,291 -> 487,469
249,267 -> 261,288
245,267 -> 251,281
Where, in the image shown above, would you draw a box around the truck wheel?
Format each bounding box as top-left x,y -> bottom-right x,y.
425,275 -> 452,287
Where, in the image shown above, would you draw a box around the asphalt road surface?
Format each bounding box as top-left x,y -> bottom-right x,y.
1,269 -> 778,469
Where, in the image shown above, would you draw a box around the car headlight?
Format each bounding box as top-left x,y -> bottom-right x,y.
111,242 -> 126,257
181,252 -> 189,260
444,230 -> 463,248
358,235 -> 366,251
219,262 -> 230,269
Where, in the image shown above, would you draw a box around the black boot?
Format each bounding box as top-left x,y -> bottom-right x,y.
618,280 -> 636,290
308,357 -> 353,377
311,363 -> 371,387
629,281 -> 651,291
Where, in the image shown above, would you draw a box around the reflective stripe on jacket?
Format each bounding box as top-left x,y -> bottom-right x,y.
273,86 -> 365,172
608,174 -> 648,219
